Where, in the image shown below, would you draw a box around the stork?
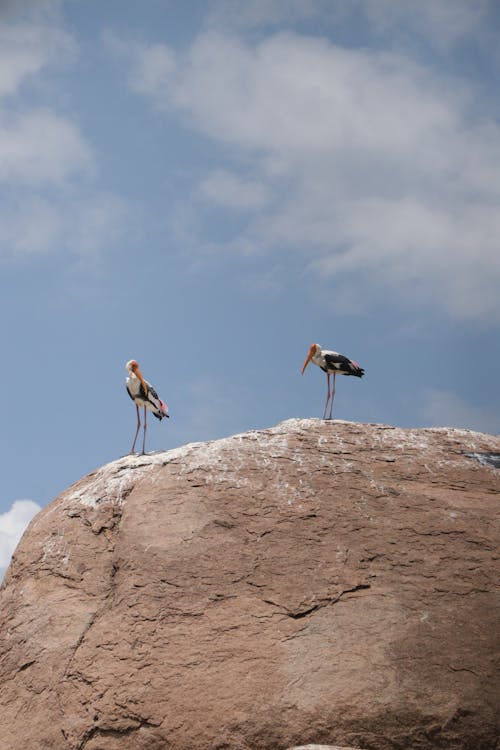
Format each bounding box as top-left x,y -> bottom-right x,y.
125,359 -> 169,454
302,343 -> 364,420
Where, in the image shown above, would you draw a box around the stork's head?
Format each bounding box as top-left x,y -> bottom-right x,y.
126,359 -> 147,392
126,359 -> 139,373
301,343 -> 320,374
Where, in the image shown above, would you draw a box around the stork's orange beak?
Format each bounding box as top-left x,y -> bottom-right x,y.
301,351 -> 313,374
135,366 -> 148,395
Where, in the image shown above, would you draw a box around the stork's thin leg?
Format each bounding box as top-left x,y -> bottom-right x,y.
328,373 -> 336,419
131,404 -> 141,454
323,373 -> 331,419
141,406 -> 147,455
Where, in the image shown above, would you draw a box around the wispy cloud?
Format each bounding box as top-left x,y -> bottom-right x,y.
205,0 -> 491,51
199,169 -> 269,210
0,6 -> 130,268
0,16 -> 75,97
121,25 -> 500,322
0,499 -> 41,580
0,189 -> 129,263
0,108 -> 93,185
126,40 -> 177,101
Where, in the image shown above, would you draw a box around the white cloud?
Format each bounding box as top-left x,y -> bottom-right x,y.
422,389 -> 500,435
0,194 -> 62,258
199,169 -> 269,210
0,499 -> 41,579
0,21 -> 75,98
126,31 -> 488,178
181,32 -> 435,154
0,191 -> 130,262
0,15 -> 91,188
0,11 -> 131,268
299,197 -> 500,318
125,29 -> 500,322
127,41 -> 177,101
0,108 -> 93,185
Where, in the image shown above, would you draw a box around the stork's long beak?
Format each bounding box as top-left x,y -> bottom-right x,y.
301,351 -> 313,375
135,366 -> 148,395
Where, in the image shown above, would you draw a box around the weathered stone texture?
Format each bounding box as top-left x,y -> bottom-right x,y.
0,419 -> 499,750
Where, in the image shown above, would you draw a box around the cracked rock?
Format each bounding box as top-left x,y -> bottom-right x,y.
0,418 -> 499,749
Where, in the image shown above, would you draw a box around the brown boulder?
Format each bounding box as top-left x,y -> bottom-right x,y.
0,419 -> 499,750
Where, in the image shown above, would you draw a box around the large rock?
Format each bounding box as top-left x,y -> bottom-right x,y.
0,419 -> 499,750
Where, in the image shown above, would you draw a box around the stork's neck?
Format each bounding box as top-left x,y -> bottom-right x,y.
312,347 -> 323,366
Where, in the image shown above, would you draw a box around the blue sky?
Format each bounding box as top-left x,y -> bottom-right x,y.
1,0 -> 499,576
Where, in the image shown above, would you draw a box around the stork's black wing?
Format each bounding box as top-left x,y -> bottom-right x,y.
324,352 -> 364,377
148,384 -> 160,402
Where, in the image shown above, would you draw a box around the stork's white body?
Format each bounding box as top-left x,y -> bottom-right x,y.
311,347 -> 343,372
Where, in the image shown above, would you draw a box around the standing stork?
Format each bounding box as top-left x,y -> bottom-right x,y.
126,359 -> 169,454
302,343 -> 364,420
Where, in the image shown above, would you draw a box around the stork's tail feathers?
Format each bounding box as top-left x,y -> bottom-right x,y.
349,361 -> 365,377
153,411 -> 170,420
152,399 -> 170,420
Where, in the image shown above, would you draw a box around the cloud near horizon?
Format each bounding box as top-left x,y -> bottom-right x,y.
121,24 -> 500,323
0,499 -> 42,579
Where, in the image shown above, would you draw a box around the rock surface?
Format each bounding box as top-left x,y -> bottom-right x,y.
0,419 -> 499,750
